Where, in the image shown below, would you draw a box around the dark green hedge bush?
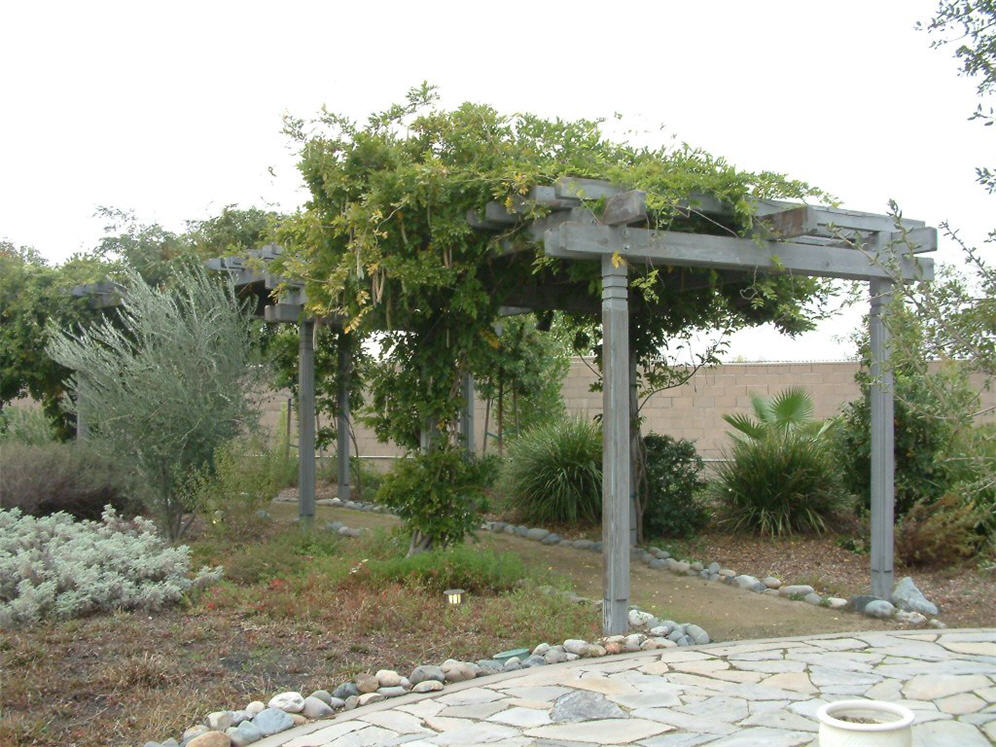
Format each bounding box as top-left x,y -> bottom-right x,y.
642,433 -> 708,539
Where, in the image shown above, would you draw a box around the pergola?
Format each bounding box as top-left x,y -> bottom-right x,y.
204,177 -> 935,637
468,177 -> 935,634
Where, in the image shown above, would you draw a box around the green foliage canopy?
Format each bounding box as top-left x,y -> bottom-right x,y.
276,87 -> 837,448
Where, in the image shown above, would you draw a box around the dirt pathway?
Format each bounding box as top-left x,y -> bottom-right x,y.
277,502 -> 894,641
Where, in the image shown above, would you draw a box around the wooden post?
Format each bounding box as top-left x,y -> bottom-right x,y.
601,255 -> 631,635
336,331 -> 351,502
869,278 -> 895,599
460,373 -> 476,455
628,342 -> 639,547
298,318 -> 316,524
76,381 -> 89,442
284,396 -> 292,462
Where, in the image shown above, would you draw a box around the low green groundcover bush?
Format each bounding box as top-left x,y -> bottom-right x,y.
713,432 -> 845,536
0,507 -> 222,627
363,543 -> 527,594
500,416 -> 602,526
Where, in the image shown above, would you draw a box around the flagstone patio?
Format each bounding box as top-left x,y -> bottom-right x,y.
254,629 -> 996,746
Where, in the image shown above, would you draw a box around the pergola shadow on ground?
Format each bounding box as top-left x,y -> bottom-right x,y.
208,178 -> 935,636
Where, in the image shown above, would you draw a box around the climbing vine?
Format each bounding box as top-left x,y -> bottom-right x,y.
276,86 -> 839,545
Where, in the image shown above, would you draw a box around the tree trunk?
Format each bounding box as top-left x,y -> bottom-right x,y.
407,529 -> 434,556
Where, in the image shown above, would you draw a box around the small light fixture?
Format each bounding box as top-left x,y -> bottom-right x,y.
444,588 -> 465,606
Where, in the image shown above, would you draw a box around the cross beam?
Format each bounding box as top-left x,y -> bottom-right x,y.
544,223 -> 935,282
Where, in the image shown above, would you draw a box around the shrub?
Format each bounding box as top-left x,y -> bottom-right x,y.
0,507 -> 222,626
835,389 -> 965,518
642,434 -> 708,539
897,492 -> 984,568
195,435 -> 297,538
500,416 -> 602,526
362,543 -> 527,594
0,405 -> 56,445
0,441 -> 134,520
376,445 -> 498,554
46,266 -> 260,541
712,431 -> 846,536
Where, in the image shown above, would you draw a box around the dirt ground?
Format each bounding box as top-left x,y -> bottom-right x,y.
286,500 -> 995,638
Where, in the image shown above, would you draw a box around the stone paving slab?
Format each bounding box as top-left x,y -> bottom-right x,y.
258,629 -> 996,746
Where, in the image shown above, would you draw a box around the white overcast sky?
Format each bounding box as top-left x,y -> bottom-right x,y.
2,0 -> 990,361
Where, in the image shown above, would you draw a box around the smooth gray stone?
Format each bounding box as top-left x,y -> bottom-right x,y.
850,594 -> 879,613
690,561 -> 704,571
780,584 -> 815,598
668,559 -> 691,573
302,695 -> 334,719
591,541 -> 603,552
558,539 -> 572,546
524,654 -> 548,667
477,659 -> 503,673
686,624 -> 711,645
325,520 -> 343,532
504,525 -> 516,534
551,690 -> 626,722
343,696 -> 359,710
891,576 -> 939,616
804,592 -> 824,605
409,664 -> 446,684
332,681 -> 359,699
255,509 -> 270,521
658,550 -> 671,559
252,708 -> 294,736
544,647 -> 569,664
503,658 -> 522,671
514,525 -> 529,537
526,527 -> 550,541
707,561 -> 720,573
229,720 -> 263,745
490,521 -> 507,531
864,599 -> 896,618
734,574 -> 765,592
308,690 -> 332,706
378,686 -> 407,698
161,741 -> 180,747
573,539 -> 595,550
542,533 -> 561,544
649,558 -> 669,569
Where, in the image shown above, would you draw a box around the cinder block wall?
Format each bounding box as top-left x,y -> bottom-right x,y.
259,360 -> 996,464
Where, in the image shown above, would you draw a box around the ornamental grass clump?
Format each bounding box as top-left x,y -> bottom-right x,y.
0,507 -> 222,627
712,432 -> 845,536
500,416 -> 602,526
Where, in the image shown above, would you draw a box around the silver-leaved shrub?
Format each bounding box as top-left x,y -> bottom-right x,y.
0,506 -> 222,627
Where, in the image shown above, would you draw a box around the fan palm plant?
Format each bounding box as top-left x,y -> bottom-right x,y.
723,387 -> 834,442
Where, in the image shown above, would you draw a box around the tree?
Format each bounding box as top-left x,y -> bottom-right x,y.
0,242 -> 109,436
46,267 -> 260,541
275,87 -> 836,550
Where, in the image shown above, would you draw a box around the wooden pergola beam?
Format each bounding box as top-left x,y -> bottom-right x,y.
544,222 -> 935,282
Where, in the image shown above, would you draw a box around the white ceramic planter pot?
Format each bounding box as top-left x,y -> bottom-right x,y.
817,700 -> 915,747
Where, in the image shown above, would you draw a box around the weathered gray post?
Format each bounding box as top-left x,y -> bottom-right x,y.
869,278 -> 895,599
336,331 -> 351,501
460,373 -> 476,455
601,255 -> 631,635
298,318 -> 316,524
76,383 -> 89,441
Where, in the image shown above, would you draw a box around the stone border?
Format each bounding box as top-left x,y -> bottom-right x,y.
480,520 -> 946,629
